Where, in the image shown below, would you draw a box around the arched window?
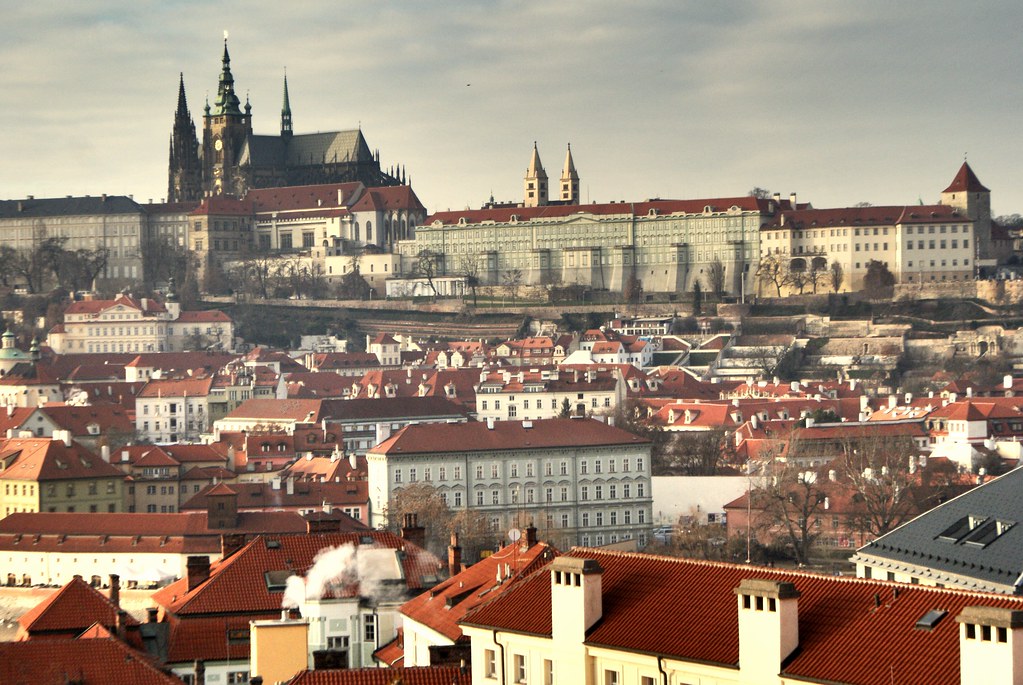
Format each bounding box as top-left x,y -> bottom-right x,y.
366,221 -> 373,242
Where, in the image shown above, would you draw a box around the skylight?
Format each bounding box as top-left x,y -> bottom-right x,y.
914,609 -> 948,631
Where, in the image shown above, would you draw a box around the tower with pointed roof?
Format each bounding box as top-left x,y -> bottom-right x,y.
560,143 -> 580,205
940,161 -> 995,263
167,74 -> 203,203
281,73 -> 293,139
202,39 -> 254,197
170,38 -> 405,199
524,142 -> 549,207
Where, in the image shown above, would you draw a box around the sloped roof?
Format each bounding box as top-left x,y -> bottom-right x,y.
222,398 -> 323,422
0,438 -> 124,481
372,417 -> 648,456
943,161 -> 990,193
0,636 -> 184,684
0,195 -> 142,218
180,480 -> 368,511
854,466 -> 1023,591
17,575 -> 139,637
462,547 -> 1023,685
401,540 -> 556,641
287,667 -> 470,685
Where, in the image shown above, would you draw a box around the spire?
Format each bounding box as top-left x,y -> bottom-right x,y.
943,161 -> 990,194
281,71 -> 293,138
524,142 -> 549,208
176,73 -> 189,118
212,36 -> 242,117
560,142 -> 580,205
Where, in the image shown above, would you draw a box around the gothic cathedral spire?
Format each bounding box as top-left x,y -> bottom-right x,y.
524,142 -> 548,207
167,73 -> 202,203
560,143 -> 580,205
281,72 -> 293,138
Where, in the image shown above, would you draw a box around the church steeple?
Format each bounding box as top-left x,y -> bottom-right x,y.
524,142 -> 548,208
167,73 -> 202,203
212,38 -> 243,117
560,143 -> 580,205
281,72 -> 293,138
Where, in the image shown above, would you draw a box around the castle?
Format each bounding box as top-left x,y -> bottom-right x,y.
168,39 -> 404,202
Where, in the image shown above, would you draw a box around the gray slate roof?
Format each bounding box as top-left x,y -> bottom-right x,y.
855,466 -> 1023,592
237,130 -> 373,168
0,196 -> 142,218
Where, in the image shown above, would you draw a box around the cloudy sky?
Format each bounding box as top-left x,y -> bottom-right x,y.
1,1 -> 1021,216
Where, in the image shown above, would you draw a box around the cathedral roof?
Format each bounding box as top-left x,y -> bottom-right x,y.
526,141 -> 547,179
237,130 -> 374,169
943,161 -> 990,194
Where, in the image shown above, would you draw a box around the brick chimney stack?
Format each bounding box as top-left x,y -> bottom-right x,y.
186,555 -> 211,591
448,532 -> 462,577
401,513 -> 426,549
523,523 -> 538,550
108,573 -> 120,608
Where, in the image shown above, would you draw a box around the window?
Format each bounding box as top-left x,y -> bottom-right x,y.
394,469 -> 402,484
514,654 -> 527,683
485,649 -> 497,678
604,670 -> 620,685
544,659 -> 554,685
363,615 -> 377,643
227,672 -> 249,684
581,486 -> 589,501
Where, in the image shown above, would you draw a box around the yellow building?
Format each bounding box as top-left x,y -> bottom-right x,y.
0,432 -> 125,517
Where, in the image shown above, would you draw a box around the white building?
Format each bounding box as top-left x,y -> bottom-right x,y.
367,418 -> 653,549
135,377 -> 214,443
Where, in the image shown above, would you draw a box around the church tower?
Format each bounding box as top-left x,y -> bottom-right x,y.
167,74 -> 202,203
940,161 -> 994,261
524,142 -> 548,207
202,38 -> 253,197
280,73 -> 293,139
560,143 -> 580,205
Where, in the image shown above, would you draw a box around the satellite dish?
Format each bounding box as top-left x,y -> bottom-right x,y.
508,528 -> 522,542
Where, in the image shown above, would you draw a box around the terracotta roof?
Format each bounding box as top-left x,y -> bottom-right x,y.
0,636 -> 185,684
247,182 -> 363,213
372,628 -> 403,667
63,294 -> 167,316
0,438 -> 124,481
763,204 -> 966,231
286,667 -> 470,685
0,511 -> 308,537
154,531 -> 443,617
461,547 -> 1023,685
17,575 -> 138,637
180,480 -> 368,511
137,376 -> 214,398
402,540 -> 557,642
943,161 -> 990,193
425,196 -> 775,227
372,417 -> 648,456
348,185 -> 426,213
222,398 -> 324,422
174,310 -> 232,323
40,404 -> 134,436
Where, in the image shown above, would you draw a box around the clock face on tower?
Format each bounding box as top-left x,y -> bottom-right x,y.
214,139 -> 223,151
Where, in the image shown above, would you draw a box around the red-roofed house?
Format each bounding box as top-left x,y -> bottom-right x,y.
459,546 -> 1023,685
15,573 -> 139,640
135,376 -> 215,443
47,291 -> 234,354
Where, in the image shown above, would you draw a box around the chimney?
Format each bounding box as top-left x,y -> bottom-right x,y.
194,660 -> 206,685
523,523 -> 538,550
550,557 -> 603,675
735,579 -> 800,679
186,555 -> 211,591
54,429 -> 72,447
789,192 -> 797,208
115,609 -> 128,640
401,513 -> 426,549
1005,375 -> 1014,390
486,417 -> 495,430
448,532 -> 462,577
286,477 -> 295,495
101,445 -> 111,463
147,607 -> 159,623
250,615 -> 310,685
957,606 -> 1023,684
221,533 -> 246,559
121,450 -> 129,463
109,573 -> 120,608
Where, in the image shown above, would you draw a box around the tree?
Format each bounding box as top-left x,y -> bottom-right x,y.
754,463 -> 828,565
501,268 -> 523,304
412,250 -> 443,297
623,272 -> 644,305
748,187 -> 772,200
839,434 -> 917,538
692,279 -> 702,315
457,253 -> 483,307
756,253 -> 787,297
829,261 -> 844,293
863,260 -> 896,299
335,256 -> 372,300
558,397 -> 572,418
783,263 -> 809,294
385,482 -> 453,557
706,258 -> 726,296
449,508 -> 499,565
657,430 -> 726,476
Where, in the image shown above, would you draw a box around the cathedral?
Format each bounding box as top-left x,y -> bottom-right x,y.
168,40 -> 404,202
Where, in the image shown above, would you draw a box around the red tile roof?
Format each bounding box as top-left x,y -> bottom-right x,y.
17,575 -> 138,637
222,398 -> 324,422
372,418 -> 649,456
137,376 -> 214,398
0,438 -> 124,481
401,541 -> 557,642
180,480 -> 368,511
287,667 -> 470,685
40,404 -> 134,436
0,636 -> 185,684
463,548 -> 1023,685
943,161 -> 990,193
174,310 -> 232,323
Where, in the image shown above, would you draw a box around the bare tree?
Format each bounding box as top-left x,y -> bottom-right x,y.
449,508 -> 498,565
335,255 -> 372,300
840,434 -> 917,538
385,482 -> 454,557
658,429 -> 726,476
623,272 -> 644,305
707,258 -> 726,295
413,249 -> 443,297
501,268 -> 523,304
807,264 -> 826,294
756,253 -> 787,297
753,463 -> 828,565
458,253 -> 483,307
748,187 -> 772,200
784,265 -> 809,295
829,261 -> 844,293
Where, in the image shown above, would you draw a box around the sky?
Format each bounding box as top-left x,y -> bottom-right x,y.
1,1 -> 1021,216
